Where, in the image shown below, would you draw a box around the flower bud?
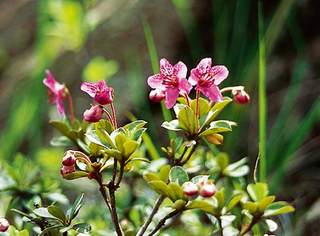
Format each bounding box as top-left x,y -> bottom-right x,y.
233,89 -> 250,104
199,183 -> 216,198
60,165 -> 76,176
149,89 -> 165,103
205,133 -> 224,145
83,105 -> 103,122
182,181 -> 198,197
0,218 -> 9,232
62,151 -> 76,166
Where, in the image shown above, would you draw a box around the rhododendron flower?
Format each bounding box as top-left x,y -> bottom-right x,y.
81,80 -> 113,105
60,165 -> 76,176
189,58 -> 228,102
62,151 -> 77,166
147,58 -> 192,108
83,105 -> 103,122
183,181 -> 198,197
43,70 -> 66,116
232,89 -> 250,104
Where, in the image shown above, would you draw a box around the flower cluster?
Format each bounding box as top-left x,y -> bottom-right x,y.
148,58 -> 249,108
182,177 -> 216,198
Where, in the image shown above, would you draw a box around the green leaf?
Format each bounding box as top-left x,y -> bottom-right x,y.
190,97 -> 211,117
68,193 -> 84,221
200,120 -> 236,136
187,200 -> 218,215
114,132 -> 127,153
85,129 -> 110,149
83,56 -> 118,82
50,136 -> 73,147
258,196 -> 275,212
143,172 -> 160,182
225,165 -> 249,177
214,189 -> 225,208
172,199 -> 187,210
169,166 -> 189,185
224,157 -> 247,172
226,194 -> 243,212
123,120 -> 147,131
168,182 -> 184,201
216,152 -> 230,170
95,127 -> 116,149
161,120 -> 182,131
202,97 -> 233,127
123,140 -> 139,158
33,208 -> 57,219
176,104 -> 199,135
63,171 -> 88,180
73,223 -> 91,233
243,201 -> 258,213
48,206 -> 66,223
263,201 -> 294,217
148,180 -> 170,197
191,175 -> 209,184
50,120 -> 74,139
159,164 -> 171,182
247,182 -> 269,202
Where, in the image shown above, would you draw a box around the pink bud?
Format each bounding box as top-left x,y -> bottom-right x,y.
60,165 -> 75,176
233,89 -> 250,104
62,151 -> 76,166
149,89 -> 165,103
83,105 -> 103,122
0,218 -> 9,232
199,183 -> 216,198
182,181 -> 198,197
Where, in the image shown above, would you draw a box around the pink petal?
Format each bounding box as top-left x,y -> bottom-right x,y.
97,80 -> 107,89
55,96 -> 65,116
197,58 -> 212,74
174,61 -> 187,80
165,88 -> 179,109
178,78 -> 192,95
199,85 -> 223,102
188,68 -> 200,86
147,74 -> 164,90
211,66 -> 229,85
43,70 -> 57,92
80,82 -> 97,97
160,58 -> 174,76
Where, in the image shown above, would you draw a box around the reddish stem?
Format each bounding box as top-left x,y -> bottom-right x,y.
110,103 -> 118,129
102,107 -> 115,128
184,93 -> 190,107
195,90 -> 200,118
67,92 -> 75,124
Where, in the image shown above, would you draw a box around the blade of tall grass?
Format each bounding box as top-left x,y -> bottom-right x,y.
270,98 -> 320,191
258,0 -> 267,182
142,19 -> 176,140
267,59 -> 307,169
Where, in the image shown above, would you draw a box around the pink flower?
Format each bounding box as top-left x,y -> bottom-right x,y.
189,58 -> 228,102
183,181 -> 199,197
62,151 -> 77,166
81,80 -> 113,105
233,89 -> 250,104
149,89 -> 165,103
83,105 -> 103,122
0,218 -> 9,232
60,165 -> 76,176
147,58 -> 192,108
43,70 -> 66,116
199,182 -> 216,198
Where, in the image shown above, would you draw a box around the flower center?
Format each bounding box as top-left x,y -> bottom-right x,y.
162,75 -> 178,88
198,73 -> 214,87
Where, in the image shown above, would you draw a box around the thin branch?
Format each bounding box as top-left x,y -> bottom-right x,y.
136,195 -> 165,236
146,209 -> 181,236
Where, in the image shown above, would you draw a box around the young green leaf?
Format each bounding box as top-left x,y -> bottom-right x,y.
169,166 -> 189,185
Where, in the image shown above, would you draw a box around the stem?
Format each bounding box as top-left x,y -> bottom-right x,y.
240,216 -> 260,236
136,195 -> 165,236
146,209 -> 181,236
67,92 -> 75,124
110,103 -> 118,129
220,86 -> 244,93
184,93 -> 190,107
217,217 -> 224,236
102,107 -> 115,128
96,174 -> 112,213
195,90 -> 200,118
179,143 -> 198,166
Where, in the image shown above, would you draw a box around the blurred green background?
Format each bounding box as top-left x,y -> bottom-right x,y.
0,0 -> 319,235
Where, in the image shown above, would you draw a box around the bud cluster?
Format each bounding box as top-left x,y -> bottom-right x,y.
182,177 -> 216,198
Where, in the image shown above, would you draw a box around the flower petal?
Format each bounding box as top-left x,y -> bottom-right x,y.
174,61 -> 187,80
165,88 -> 179,109
211,66 -> 229,85
147,74 -> 164,89
43,70 -> 57,93
178,78 -> 192,95
55,96 -> 65,116
199,85 -> 223,102
188,68 -> 200,86
160,58 -> 174,76
197,58 -> 212,75
80,82 -> 97,97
